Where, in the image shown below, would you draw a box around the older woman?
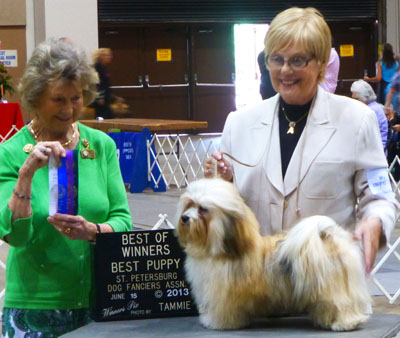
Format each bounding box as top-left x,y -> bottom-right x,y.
0,39 -> 132,336
205,7 -> 398,274
351,79 -> 388,149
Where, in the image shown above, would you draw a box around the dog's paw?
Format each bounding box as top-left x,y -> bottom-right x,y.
330,314 -> 369,332
199,313 -> 220,329
314,312 -> 369,331
199,312 -> 248,330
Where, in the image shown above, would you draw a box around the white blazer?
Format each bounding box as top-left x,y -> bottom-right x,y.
221,87 -> 397,239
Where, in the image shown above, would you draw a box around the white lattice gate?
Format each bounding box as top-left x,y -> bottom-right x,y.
370,155 -> 400,304
147,133 -> 219,189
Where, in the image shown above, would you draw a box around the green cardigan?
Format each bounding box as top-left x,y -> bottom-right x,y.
0,122 -> 132,310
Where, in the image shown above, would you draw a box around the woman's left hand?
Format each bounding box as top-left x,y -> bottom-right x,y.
354,218 -> 384,274
48,214 -> 97,241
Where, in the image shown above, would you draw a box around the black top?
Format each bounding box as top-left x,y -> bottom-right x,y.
278,97 -> 312,178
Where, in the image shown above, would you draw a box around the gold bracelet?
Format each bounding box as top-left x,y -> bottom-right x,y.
13,188 -> 32,200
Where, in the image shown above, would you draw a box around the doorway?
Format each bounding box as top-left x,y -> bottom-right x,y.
191,24 -> 236,132
100,25 -> 190,121
99,23 -> 236,132
234,24 -> 268,109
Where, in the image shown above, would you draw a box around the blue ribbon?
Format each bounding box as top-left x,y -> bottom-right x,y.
57,150 -> 78,214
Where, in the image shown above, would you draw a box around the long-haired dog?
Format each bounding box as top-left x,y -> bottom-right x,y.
176,178 -> 370,331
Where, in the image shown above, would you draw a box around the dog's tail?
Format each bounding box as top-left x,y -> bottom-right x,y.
275,215 -> 362,303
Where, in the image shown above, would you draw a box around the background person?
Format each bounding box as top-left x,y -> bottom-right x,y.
91,48 -> 114,119
350,79 -> 388,149
257,50 -> 277,100
319,47 -> 340,93
385,74 -> 400,181
365,43 -> 399,104
385,108 -> 400,181
0,39 -> 132,337
204,7 -> 398,274
385,69 -> 400,115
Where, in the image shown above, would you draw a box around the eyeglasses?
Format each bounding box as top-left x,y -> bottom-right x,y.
266,54 -> 314,70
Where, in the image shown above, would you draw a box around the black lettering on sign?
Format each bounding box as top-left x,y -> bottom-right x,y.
94,230 -> 198,321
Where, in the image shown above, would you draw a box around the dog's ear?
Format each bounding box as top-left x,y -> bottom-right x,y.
220,207 -> 258,258
175,193 -> 190,225
221,214 -> 243,257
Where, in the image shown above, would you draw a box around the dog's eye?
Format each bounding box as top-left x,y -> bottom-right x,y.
199,206 -> 208,213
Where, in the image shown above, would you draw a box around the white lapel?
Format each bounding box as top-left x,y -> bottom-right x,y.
284,88 -> 336,195
261,95 -> 285,195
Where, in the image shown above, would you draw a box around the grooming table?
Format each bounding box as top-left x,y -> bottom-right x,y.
62,315 -> 400,338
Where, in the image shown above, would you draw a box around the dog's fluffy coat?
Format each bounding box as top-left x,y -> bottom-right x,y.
176,178 -> 370,331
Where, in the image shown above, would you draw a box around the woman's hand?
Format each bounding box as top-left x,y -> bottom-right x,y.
392,124 -> 400,132
204,151 -> 233,182
20,141 -> 66,179
9,142 -> 66,221
354,218 -> 384,274
48,214 -> 98,241
384,106 -> 394,120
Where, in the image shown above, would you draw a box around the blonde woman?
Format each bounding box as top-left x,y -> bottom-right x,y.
205,7 -> 398,274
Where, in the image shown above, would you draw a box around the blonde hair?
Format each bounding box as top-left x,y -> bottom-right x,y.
92,48 -> 112,64
264,7 -> 331,82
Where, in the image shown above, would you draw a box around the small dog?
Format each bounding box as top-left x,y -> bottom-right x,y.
176,178 -> 370,331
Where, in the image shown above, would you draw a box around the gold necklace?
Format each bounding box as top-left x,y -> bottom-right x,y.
281,105 -> 309,134
28,120 -> 76,147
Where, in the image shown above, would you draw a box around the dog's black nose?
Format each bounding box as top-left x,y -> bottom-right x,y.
181,215 -> 190,224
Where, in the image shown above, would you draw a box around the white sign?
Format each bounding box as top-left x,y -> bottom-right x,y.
0,50 -> 18,67
367,168 -> 395,200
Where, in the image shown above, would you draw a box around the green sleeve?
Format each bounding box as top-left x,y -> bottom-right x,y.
0,145 -> 35,246
103,136 -> 133,232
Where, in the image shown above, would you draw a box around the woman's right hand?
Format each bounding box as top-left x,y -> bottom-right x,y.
204,151 -> 233,182
9,142 -> 66,222
20,141 -> 66,178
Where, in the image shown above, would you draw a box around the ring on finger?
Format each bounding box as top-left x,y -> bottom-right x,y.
42,148 -> 47,154
65,227 -> 71,234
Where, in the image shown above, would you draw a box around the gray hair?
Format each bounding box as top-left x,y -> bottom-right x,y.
350,80 -> 377,104
18,38 -> 98,112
